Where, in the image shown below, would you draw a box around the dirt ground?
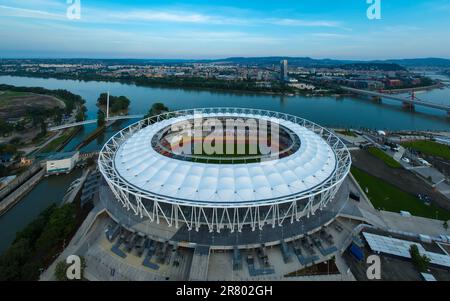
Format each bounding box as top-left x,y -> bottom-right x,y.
351,149 -> 450,212
0,92 -> 66,120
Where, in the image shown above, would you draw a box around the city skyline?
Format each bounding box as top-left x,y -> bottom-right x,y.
0,0 -> 450,59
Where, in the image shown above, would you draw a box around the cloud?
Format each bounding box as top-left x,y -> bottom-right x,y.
309,33 -> 349,39
0,2 -> 343,29
267,18 -> 341,28
108,10 -> 246,25
106,10 -> 342,28
0,4 -> 63,20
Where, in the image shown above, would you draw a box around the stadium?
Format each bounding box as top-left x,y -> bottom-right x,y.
98,108 -> 352,249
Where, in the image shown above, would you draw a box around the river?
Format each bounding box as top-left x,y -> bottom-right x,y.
0,75 -> 449,254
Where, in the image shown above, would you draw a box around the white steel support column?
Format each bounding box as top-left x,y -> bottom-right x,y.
106,91 -> 110,120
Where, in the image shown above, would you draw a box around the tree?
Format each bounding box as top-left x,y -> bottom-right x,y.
40,121 -> 47,136
97,110 -> 106,128
144,103 -> 169,119
9,137 -> 21,146
0,238 -> 33,281
97,93 -> 130,114
0,143 -> 18,155
0,119 -> 13,136
0,204 -> 78,281
75,110 -> 85,122
54,261 -> 68,281
97,93 -> 109,106
53,110 -> 63,125
0,164 -> 8,177
409,244 -> 431,272
444,220 -> 449,231
54,257 -> 86,281
86,157 -> 95,166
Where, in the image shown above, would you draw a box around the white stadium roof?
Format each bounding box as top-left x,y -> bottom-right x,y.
114,112 -> 337,205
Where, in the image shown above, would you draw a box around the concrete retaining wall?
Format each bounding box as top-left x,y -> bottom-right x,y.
0,168 -> 45,216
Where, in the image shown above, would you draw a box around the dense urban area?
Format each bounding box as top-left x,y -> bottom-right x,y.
0,58 -> 444,95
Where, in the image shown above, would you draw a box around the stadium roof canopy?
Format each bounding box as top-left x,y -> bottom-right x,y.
114,112 -> 337,206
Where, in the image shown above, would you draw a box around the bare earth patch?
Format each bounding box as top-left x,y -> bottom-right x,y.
0,91 -> 66,120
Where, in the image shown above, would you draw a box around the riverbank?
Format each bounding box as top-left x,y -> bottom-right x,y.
74,120 -> 116,151
1,75 -> 449,131
0,72 -> 340,97
380,83 -> 444,94
0,198 -> 92,280
37,126 -> 82,154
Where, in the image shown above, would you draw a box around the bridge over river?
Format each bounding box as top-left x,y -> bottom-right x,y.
341,86 -> 450,115
50,86 -> 450,133
49,114 -> 144,131
48,92 -> 146,131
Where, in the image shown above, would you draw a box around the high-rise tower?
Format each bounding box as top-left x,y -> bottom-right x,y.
280,59 -> 288,81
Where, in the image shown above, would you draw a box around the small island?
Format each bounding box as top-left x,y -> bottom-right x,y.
96,93 -> 131,116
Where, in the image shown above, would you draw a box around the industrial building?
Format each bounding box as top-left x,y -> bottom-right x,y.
46,151 -> 79,175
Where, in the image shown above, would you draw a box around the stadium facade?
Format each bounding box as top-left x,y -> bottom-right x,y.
98,108 -> 351,247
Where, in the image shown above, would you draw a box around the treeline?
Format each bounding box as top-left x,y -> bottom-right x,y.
130,76 -> 296,94
0,106 -> 61,137
97,93 -> 130,113
0,71 -> 298,94
0,204 -> 77,281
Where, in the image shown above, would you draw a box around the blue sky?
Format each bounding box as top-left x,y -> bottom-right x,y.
0,0 -> 449,59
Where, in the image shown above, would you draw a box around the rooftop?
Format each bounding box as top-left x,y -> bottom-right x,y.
47,151 -> 78,161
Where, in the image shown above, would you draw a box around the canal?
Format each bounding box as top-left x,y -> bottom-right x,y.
0,75 -> 449,254
0,169 -> 82,253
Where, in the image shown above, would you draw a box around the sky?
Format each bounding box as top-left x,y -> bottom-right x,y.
0,0 -> 450,60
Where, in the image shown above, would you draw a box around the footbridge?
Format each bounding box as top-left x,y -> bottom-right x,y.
341,86 -> 450,115
49,115 -> 144,131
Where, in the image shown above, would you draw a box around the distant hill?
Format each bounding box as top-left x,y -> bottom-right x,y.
206,57 -> 450,68
2,57 -> 450,68
203,57 -> 356,67
339,63 -> 406,71
380,58 -> 450,68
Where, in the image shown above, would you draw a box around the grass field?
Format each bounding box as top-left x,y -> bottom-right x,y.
351,167 -> 450,221
401,140 -> 450,161
0,91 -> 29,105
38,128 -> 76,153
0,90 -> 65,120
367,147 -> 402,168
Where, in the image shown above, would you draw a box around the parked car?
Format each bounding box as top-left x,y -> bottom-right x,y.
418,158 -> 432,167
402,157 -> 411,164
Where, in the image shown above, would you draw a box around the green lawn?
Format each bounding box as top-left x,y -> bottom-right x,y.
351,167 -> 450,221
38,129 -> 76,153
367,147 -> 402,168
401,140 -> 450,161
0,91 -> 29,106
